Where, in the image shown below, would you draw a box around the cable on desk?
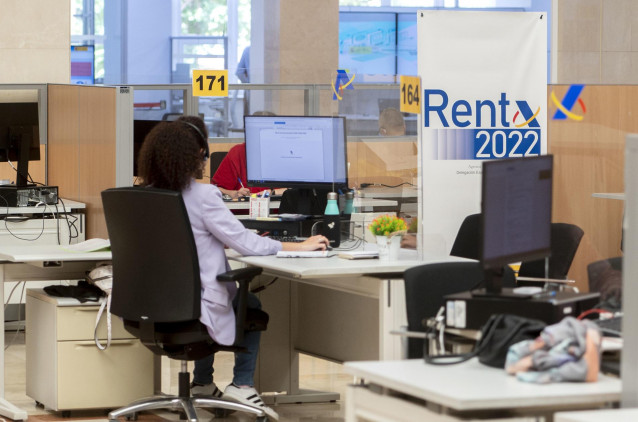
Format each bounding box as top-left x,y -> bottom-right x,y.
250,277 -> 279,294
4,282 -> 26,351
2,281 -> 27,350
57,198 -> 80,243
2,201 -> 46,242
360,182 -> 415,188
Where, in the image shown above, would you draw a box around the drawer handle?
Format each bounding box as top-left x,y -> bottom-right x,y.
74,307 -> 105,312
74,340 -> 137,347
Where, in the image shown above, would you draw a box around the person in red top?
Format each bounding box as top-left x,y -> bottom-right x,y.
211,142 -> 267,199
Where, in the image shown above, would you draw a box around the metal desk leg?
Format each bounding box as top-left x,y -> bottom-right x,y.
0,264 -> 28,420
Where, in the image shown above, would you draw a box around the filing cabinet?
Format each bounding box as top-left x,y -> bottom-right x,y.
25,289 -> 154,411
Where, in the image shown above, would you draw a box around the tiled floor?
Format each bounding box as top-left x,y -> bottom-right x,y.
4,332 -> 351,421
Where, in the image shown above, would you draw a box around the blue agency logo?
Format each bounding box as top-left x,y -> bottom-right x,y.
423,89 -> 541,160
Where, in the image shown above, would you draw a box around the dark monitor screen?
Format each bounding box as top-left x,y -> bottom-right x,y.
133,119 -> 162,177
0,102 -> 40,186
480,155 -> 553,293
244,115 -> 348,190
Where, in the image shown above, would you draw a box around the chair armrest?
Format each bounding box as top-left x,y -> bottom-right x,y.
217,267 -> 263,283
217,267 -> 264,346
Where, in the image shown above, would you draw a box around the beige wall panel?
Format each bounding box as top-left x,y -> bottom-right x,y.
79,87 -> 117,239
601,0 -> 636,52
0,49 -> 70,84
278,0 -> 338,84
557,0 -> 601,52
0,0 -> 69,49
549,85 -> 627,292
0,90 -> 38,102
48,85 -> 81,200
0,0 -> 69,84
557,52 -> 601,84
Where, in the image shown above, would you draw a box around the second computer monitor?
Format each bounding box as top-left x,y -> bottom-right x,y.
244,115 -> 348,190
480,155 -> 553,294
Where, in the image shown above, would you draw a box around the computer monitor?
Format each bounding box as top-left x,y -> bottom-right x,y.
244,115 -> 348,190
480,155 -> 553,295
70,45 -> 95,85
0,102 -> 41,187
133,119 -> 162,177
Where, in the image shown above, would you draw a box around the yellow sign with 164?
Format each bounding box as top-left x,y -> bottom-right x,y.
192,70 -> 228,97
400,75 -> 421,114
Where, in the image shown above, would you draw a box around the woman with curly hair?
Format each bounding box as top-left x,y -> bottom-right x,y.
138,116 -> 328,420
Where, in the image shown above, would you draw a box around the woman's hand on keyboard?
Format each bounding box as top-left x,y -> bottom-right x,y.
281,235 -> 330,251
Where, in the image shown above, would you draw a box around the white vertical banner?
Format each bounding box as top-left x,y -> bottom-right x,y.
417,11 -> 547,257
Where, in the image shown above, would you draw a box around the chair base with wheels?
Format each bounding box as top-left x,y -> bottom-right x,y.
108,362 -> 267,422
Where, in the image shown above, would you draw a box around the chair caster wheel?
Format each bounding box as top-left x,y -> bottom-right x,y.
125,413 -> 138,421
61,411 -> 71,418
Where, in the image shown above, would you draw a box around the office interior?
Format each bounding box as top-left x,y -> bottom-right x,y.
1,0 -> 637,421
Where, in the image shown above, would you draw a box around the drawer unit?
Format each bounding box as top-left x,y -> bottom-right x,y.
26,289 -> 154,411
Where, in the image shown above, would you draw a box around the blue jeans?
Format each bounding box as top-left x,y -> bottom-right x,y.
193,292 -> 262,387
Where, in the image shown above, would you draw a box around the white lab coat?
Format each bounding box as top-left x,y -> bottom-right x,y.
181,180 -> 281,345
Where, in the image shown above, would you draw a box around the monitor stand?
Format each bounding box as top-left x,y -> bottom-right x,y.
471,268 -> 534,299
279,188 -> 330,216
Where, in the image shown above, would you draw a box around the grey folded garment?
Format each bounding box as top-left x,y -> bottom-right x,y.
505,317 -> 602,383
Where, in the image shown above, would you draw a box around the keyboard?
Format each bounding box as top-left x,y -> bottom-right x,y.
595,316 -> 622,337
268,236 -> 305,243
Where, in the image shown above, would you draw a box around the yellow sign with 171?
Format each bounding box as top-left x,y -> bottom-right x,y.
192,70 -> 228,97
400,75 -> 421,114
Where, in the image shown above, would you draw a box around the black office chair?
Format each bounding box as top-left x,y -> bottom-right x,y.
449,213 -> 481,260
209,151 -> 228,180
403,261 -> 516,359
588,257 -> 623,310
518,223 -> 584,281
101,187 -> 270,422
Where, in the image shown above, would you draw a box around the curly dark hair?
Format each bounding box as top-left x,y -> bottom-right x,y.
138,121 -> 203,191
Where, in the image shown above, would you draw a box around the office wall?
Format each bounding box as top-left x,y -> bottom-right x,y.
549,84 -> 632,292
557,0 -> 638,83
48,85 -> 117,239
0,0 -> 70,84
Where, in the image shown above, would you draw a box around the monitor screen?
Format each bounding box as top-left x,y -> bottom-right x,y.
481,155 -> 553,276
133,119 -> 162,177
244,115 -> 348,189
0,102 -> 40,186
70,45 -> 95,85
397,13 -> 417,76
339,12 -> 397,76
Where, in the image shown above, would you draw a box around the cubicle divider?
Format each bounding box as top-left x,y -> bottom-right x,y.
548,85 -> 631,292
5,82 -> 627,294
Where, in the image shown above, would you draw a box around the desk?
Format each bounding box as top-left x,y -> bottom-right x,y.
344,359 -> 622,422
0,245 -> 111,420
229,247 -> 468,404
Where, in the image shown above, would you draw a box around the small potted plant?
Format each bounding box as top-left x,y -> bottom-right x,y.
368,215 -> 408,260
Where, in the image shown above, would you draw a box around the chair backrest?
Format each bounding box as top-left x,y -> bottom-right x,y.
210,151 -> 228,179
588,257 -> 623,308
518,223 -> 584,279
102,187 -> 201,323
403,261 -> 516,359
450,213 -> 481,260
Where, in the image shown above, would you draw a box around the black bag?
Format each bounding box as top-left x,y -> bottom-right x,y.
424,313 -> 546,368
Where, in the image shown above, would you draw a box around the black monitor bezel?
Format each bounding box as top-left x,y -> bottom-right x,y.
244,115 -> 349,190
480,155 -> 553,271
0,102 -> 41,187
